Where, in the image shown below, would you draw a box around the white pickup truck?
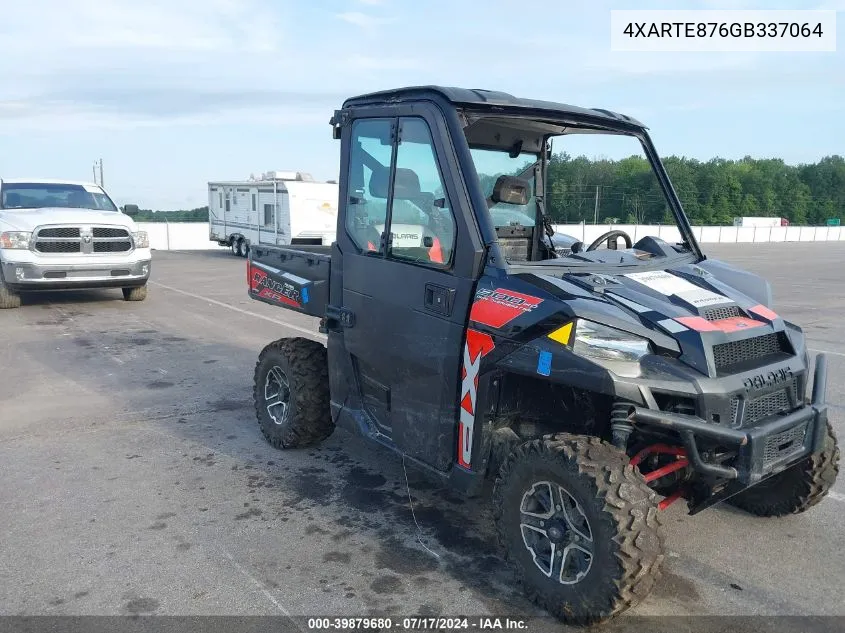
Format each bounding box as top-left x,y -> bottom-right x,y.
0,179 -> 151,308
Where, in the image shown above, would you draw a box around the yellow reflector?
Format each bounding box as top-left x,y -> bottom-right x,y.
548,322 -> 573,345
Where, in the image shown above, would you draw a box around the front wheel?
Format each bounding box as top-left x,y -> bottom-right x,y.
0,273 -> 21,309
728,421 -> 840,517
122,285 -> 147,301
493,435 -> 664,625
253,337 -> 334,449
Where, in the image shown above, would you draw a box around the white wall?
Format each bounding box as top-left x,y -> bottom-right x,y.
139,222 -> 845,251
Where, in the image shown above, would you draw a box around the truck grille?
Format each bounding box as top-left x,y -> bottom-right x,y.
32,225 -> 133,255
763,422 -> 808,467
38,227 -> 80,238
93,227 -> 129,238
713,333 -> 786,371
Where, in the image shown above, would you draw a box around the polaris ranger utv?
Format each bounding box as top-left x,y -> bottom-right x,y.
247,86 -> 839,624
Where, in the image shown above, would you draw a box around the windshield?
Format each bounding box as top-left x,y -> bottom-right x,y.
0,183 -> 118,212
471,148 -> 538,228
465,119 -> 695,269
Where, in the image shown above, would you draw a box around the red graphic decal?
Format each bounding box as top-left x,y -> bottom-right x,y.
675,316 -> 718,332
711,317 -> 766,333
249,265 -> 301,308
749,304 -> 779,321
470,288 -> 543,329
458,329 -> 495,469
677,315 -> 765,333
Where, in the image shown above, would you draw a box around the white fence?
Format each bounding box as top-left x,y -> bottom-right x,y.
552,223 -> 845,245
139,222 -> 845,251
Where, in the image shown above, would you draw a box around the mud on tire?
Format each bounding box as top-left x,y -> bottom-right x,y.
253,337 -> 334,449
728,421 -> 840,517
0,271 -> 21,309
492,434 -> 664,626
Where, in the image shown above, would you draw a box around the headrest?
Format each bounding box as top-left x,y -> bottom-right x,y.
491,175 -> 530,206
369,167 -> 422,200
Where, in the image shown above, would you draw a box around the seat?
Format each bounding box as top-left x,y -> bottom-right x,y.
367,168 -> 445,264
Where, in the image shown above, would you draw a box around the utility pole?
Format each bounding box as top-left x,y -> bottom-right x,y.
92,159 -> 104,186
593,185 -> 600,224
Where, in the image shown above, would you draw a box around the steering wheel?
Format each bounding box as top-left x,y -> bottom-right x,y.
586,230 -> 633,252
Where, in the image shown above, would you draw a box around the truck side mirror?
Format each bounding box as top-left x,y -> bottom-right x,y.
123,204 -> 140,217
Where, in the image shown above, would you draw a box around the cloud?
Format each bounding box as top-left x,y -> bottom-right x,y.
334,11 -> 391,29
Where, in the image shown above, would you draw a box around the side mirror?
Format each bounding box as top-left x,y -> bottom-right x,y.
123,204 -> 140,217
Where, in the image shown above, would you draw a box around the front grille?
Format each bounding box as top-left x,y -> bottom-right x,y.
746,383 -> 798,424
35,241 -> 81,253
93,227 -> 129,238
94,241 -> 131,253
763,422 -> 808,467
32,225 -> 133,255
713,333 -> 786,371
703,305 -> 742,321
38,227 -> 80,238
731,377 -> 799,427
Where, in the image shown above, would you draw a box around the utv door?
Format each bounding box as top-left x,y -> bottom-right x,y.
332,110 -> 482,472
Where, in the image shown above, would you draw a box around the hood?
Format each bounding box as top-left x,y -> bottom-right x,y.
489,261 -> 795,379
0,207 -> 136,232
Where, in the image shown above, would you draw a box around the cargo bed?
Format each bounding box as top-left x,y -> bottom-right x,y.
247,244 -> 331,318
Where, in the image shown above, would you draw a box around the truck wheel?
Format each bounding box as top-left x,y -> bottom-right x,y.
231,240 -> 240,256
728,421 -> 840,517
0,273 -> 22,309
253,337 -> 334,449
122,285 -> 148,301
493,435 -> 664,625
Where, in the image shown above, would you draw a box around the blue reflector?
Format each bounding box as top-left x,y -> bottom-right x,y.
302,286 -> 310,304
537,350 -> 552,376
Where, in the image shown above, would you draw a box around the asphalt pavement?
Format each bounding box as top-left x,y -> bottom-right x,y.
0,243 -> 842,625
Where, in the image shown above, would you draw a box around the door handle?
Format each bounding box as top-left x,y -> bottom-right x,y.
424,283 -> 454,316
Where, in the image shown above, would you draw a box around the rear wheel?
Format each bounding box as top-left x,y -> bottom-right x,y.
728,421 -> 840,517
493,435 -> 664,625
122,285 -> 147,301
0,273 -> 22,309
253,337 -> 334,449
231,239 -> 240,256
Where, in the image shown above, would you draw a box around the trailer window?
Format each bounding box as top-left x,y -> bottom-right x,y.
252,194 -> 257,212
219,192 -> 222,208
264,203 -> 275,227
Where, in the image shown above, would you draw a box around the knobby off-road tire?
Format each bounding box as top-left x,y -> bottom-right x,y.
729,421 -> 840,517
493,435 -> 664,626
0,272 -> 22,309
253,337 -> 334,449
122,285 -> 148,301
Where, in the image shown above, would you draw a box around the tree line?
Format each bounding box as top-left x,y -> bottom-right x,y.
132,207 -> 209,222
139,154 -> 844,226
545,153 -> 845,226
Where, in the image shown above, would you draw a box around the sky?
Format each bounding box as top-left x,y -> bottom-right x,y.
0,0 -> 842,210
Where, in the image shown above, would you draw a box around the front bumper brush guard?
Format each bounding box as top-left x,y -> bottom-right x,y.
628,353 -> 829,485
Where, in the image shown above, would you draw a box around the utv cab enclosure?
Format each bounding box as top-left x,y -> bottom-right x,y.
247,86 -> 839,625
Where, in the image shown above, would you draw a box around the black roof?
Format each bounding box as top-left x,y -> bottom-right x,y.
341,85 -> 646,129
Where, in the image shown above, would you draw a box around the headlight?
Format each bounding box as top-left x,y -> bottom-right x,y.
133,231 -> 149,248
0,231 -> 31,249
572,320 -> 652,363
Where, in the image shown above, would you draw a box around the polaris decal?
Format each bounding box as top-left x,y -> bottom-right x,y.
458,329 -> 495,469
470,288 -> 543,328
249,265 -> 301,308
625,270 -> 732,308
